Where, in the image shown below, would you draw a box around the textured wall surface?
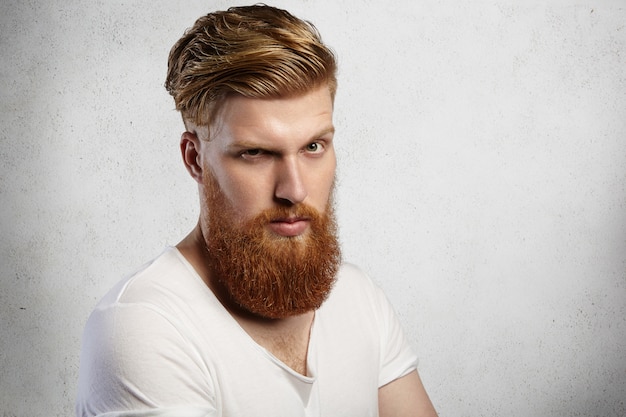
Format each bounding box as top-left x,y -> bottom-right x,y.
1,1 -> 625,416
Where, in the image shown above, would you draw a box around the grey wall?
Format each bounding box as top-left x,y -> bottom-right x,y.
1,1 -> 625,416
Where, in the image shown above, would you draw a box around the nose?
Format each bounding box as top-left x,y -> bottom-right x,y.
274,157 -> 307,205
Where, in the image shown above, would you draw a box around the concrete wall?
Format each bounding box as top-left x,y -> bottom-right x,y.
1,1 -> 624,415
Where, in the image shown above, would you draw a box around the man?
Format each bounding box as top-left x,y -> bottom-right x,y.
76,5 -> 437,417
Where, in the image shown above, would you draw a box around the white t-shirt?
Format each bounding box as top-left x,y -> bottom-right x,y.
76,247 -> 417,417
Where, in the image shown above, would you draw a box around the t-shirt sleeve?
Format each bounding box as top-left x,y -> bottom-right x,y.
75,302 -> 218,417
372,283 -> 419,388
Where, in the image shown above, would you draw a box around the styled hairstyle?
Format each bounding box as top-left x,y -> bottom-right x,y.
165,4 -> 337,127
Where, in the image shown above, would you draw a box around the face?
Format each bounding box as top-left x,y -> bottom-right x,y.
200,84 -> 337,235
185,85 -> 341,318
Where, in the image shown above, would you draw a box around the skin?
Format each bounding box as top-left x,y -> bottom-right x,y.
177,84 -> 437,416
379,370 -> 438,417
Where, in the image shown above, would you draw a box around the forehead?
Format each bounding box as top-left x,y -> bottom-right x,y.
209,85 -> 334,146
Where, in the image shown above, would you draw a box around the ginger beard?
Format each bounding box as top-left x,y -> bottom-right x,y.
200,169 -> 341,319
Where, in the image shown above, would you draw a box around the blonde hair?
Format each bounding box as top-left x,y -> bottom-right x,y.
165,5 -> 337,127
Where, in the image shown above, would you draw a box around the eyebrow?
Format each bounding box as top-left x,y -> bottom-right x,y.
310,126 -> 336,140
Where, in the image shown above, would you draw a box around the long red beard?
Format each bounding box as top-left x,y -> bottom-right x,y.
200,170 -> 341,319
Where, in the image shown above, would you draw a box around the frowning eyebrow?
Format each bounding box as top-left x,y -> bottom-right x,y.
309,126 -> 335,140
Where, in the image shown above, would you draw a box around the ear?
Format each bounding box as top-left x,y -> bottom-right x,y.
180,131 -> 203,184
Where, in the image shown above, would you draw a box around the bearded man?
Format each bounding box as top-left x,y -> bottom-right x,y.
76,5 -> 437,417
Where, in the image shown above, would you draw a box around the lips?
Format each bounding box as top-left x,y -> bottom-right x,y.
268,217 -> 310,237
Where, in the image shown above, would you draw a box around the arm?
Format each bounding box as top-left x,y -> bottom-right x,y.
378,370 -> 438,417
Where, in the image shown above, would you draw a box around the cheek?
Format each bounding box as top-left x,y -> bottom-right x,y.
311,161 -> 337,210
218,171 -> 272,219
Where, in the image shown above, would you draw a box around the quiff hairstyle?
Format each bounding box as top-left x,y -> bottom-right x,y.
165,4 -> 337,128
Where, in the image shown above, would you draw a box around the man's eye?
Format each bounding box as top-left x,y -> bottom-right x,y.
241,149 -> 264,159
305,142 -> 323,153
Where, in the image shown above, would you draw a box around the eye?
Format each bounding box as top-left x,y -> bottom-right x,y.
240,149 -> 266,160
305,142 -> 324,154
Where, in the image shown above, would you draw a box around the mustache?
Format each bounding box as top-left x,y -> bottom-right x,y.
252,204 -> 322,225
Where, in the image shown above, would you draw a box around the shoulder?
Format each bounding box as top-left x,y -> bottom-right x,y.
320,262 -> 393,325
331,264 -> 419,388
329,262 -> 385,304
77,248 -> 217,413
81,247 -> 218,380
334,262 -> 376,290
85,247 -> 224,350
93,247 -> 209,312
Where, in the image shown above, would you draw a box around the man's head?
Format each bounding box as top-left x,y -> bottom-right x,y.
167,5 -> 341,319
165,4 -> 337,129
